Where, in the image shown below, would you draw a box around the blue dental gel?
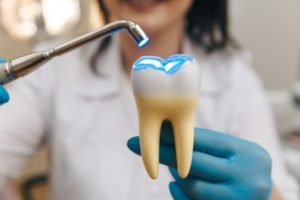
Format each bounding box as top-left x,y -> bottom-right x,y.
133,55 -> 194,75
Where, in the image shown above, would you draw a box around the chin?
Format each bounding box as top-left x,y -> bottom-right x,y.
122,14 -> 167,35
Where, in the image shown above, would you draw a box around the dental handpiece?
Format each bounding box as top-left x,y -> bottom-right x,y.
0,20 -> 150,85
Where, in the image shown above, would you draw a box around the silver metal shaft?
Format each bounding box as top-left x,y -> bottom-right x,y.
0,20 -> 149,85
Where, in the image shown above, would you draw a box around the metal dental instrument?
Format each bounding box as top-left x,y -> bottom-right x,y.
0,20 -> 150,85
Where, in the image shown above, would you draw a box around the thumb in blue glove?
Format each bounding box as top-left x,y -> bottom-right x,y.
127,121 -> 272,200
0,58 -> 9,105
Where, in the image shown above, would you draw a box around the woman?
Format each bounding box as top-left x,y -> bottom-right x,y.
0,0 -> 298,199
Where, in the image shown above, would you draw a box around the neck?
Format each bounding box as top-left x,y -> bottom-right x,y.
119,20 -> 185,75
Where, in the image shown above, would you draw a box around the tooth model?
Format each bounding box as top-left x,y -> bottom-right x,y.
131,55 -> 200,179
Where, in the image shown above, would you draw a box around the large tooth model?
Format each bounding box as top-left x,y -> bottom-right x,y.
131,55 -> 200,179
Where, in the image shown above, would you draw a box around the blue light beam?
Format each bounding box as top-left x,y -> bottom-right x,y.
133,55 -> 194,75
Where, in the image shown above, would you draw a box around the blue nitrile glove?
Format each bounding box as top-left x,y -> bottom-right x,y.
0,58 -> 9,105
127,121 -> 272,200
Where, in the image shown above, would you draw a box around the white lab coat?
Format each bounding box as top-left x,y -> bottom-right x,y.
0,37 -> 298,200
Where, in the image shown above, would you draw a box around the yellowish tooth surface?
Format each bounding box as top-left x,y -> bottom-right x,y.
135,96 -> 198,179
137,106 -> 163,179
170,98 -> 197,178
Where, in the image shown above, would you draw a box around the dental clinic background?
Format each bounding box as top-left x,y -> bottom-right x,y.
0,0 -> 300,199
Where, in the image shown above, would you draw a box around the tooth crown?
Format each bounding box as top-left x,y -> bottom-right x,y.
131,55 -> 200,179
132,55 -> 200,97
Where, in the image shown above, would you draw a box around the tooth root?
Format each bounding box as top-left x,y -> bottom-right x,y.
172,117 -> 194,178
137,99 -> 163,179
136,97 -> 198,179
171,99 -> 197,178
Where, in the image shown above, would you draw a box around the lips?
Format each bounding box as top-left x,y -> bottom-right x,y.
125,0 -> 162,7
131,55 -> 201,179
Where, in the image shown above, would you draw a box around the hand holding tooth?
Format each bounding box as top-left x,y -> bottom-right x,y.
128,122 -> 273,200
131,55 -> 200,179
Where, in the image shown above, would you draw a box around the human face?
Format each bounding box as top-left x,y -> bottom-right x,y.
101,0 -> 193,35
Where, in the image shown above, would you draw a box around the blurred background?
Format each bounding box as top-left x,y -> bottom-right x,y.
0,0 -> 299,199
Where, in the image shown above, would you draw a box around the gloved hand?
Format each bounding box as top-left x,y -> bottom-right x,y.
127,121 -> 272,200
0,58 -> 9,105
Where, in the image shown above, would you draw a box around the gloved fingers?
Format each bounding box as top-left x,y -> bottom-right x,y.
127,137 -> 232,182
193,129 -> 236,158
191,151 -> 232,182
170,168 -> 232,200
0,85 -> 9,104
0,57 -> 9,104
0,57 -> 7,63
169,182 -> 191,200
160,121 -> 235,158
159,120 -> 174,144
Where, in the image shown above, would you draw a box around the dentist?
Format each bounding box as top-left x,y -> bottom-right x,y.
0,0 -> 298,200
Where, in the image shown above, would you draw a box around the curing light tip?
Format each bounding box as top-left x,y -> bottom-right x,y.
138,37 -> 150,48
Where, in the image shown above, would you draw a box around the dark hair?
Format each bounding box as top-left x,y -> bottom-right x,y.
186,0 -> 230,52
91,0 -> 230,70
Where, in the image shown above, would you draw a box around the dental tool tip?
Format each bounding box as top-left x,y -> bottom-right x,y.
138,37 -> 150,48
128,23 -> 150,48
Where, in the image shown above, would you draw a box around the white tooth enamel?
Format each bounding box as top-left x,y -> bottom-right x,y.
131,55 -> 200,179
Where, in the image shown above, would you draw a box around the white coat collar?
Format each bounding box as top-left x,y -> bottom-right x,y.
74,36 -> 229,98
